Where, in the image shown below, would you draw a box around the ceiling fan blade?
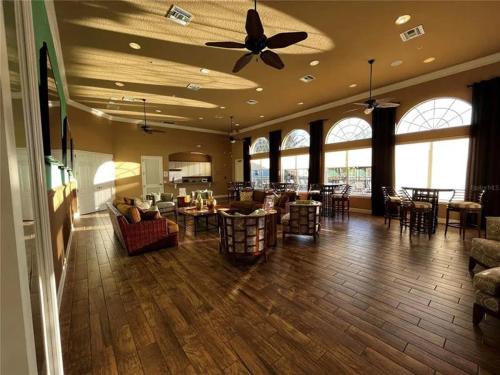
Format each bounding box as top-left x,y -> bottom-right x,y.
246,9 -> 264,38
260,50 -> 284,70
364,107 -> 374,115
266,31 -> 308,49
205,41 -> 246,49
232,53 -> 253,73
353,103 -> 368,107
377,102 -> 400,108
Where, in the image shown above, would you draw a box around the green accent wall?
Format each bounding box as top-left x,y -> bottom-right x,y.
32,0 -> 68,188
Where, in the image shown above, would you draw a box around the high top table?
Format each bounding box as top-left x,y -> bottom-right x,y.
402,187 -> 455,233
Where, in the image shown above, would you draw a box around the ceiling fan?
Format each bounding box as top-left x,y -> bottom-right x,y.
351,59 -> 400,115
205,0 -> 308,73
139,99 -> 165,134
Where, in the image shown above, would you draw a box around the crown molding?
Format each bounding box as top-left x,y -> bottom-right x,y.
236,52 -> 500,134
67,99 -> 228,135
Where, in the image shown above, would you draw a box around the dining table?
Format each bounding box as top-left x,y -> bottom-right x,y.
401,187 -> 456,233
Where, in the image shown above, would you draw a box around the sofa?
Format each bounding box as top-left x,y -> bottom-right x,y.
229,190 -> 297,222
107,202 -> 178,255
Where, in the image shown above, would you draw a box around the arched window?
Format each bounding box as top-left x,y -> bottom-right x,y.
326,117 -> 372,144
250,137 -> 269,154
282,129 -> 310,150
396,97 -> 472,135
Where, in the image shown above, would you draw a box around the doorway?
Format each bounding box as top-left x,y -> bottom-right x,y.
141,155 -> 164,197
73,151 -> 115,214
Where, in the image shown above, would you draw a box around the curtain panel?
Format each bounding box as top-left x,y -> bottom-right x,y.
371,108 -> 396,216
243,137 -> 251,182
269,130 -> 282,183
466,77 -> 500,219
308,120 -> 324,186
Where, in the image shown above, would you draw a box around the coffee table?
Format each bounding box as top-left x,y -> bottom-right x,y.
177,206 -> 229,235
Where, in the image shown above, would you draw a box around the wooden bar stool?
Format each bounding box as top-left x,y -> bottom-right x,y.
332,184 -> 351,220
445,189 -> 485,239
381,186 -> 402,228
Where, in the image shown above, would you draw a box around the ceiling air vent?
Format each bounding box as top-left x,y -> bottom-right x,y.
300,74 -> 315,83
186,83 -> 201,91
400,25 -> 425,42
166,5 -> 193,26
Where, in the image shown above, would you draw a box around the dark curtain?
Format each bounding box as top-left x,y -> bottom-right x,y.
308,120 -> 324,186
466,77 -> 500,219
269,130 -> 281,183
371,107 -> 396,216
242,137 -> 251,182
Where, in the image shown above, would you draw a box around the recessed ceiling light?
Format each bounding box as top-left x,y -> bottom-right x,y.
200,68 -> 210,74
155,109 -> 161,113
129,42 -> 141,50
309,60 -> 320,66
423,57 -> 436,63
235,123 -> 240,127
115,82 -> 124,87
246,99 -> 258,105
390,60 -> 403,67
349,83 -> 357,88
198,117 -> 204,120
196,144 -> 202,148
259,115 -> 264,118
297,102 -> 304,105
256,87 -> 263,92
395,15 -> 411,25
220,106 -> 226,109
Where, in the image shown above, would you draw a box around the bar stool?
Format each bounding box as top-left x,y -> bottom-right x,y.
445,189 -> 485,239
381,186 -> 402,228
332,185 -> 352,220
400,191 -> 433,239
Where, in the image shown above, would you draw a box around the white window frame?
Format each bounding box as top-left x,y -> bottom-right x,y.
281,129 -> 310,150
250,137 -> 270,155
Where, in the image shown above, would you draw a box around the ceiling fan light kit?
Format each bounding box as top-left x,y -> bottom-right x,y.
205,0 -> 308,72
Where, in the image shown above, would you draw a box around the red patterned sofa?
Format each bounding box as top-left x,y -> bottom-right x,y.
107,202 -> 178,255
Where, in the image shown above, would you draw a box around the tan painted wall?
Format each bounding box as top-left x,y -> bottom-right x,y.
232,62 -> 500,211
111,121 -> 231,197
68,106 -> 232,198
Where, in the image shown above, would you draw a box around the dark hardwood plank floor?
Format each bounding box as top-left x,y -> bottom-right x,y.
60,212 -> 500,374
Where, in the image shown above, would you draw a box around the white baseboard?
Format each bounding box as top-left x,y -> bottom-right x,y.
57,225 -> 73,310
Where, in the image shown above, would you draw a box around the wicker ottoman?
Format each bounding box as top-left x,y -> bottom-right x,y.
473,267 -> 500,325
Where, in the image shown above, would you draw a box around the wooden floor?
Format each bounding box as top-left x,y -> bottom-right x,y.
60,212 -> 500,375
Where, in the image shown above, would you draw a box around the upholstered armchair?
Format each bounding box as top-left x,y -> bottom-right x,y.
282,200 -> 321,241
218,210 -> 269,261
147,193 -> 177,220
469,217 -> 500,272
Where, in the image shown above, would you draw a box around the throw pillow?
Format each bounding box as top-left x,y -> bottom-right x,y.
240,191 -> 253,201
134,198 -> 152,210
141,210 -> 161,221
116,203 -> 131,216
152,192 -> 161,204
128,207 -> 142,223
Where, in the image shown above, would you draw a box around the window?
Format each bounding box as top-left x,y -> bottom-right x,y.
397,97 -> 472,135
281,154 -> 309,191
282,129 -> 310,150
325,148 -> 372,195
396,138 -> 469,200
326,117 -> 372,143
250,137 -> 269,155
251,158 -> 269,189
